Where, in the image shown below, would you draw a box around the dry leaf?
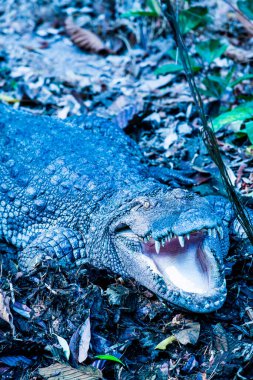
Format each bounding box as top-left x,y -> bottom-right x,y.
234,12 -> 253,36
173,322 -> 200,345
69,315 -> 91,363
0,289 -> 14,332
55,334 -> 70,361
65,19 -> 112,55
225,45 -> 253,63
155,321 -> 200,349
212,323 -> 229,352
155,335 -> 176,350
246,307 -> 253,321
0,94 -> 20,104
38,363 -> 102,380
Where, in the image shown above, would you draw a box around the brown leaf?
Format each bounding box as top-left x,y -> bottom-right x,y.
0,289 -> 14,332
212,323 -> 229,352
65,19 -> 113,55
246,307 -> 253,321
69,315 -> 91,363
38,363 -> 103,380
225,45 -> 253,63
173,321 -> 200,345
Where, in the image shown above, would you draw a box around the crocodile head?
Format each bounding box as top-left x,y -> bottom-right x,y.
107,187 -> 227,313
88,186 -> 226,313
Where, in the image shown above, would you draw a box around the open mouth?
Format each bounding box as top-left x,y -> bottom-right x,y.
114,223 -> 226,312
142,232 -> 210,294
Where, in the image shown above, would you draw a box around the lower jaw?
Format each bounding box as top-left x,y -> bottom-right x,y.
158,279 -> 227,313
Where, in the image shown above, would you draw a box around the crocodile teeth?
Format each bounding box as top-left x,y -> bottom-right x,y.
155,240 -> 160,254
212,228 -> 217,238
186,233 -> 190,240
161,238 -> 165,247
218,226 -> 224,239
178,235 -> 184,247
208,229 -> 212,237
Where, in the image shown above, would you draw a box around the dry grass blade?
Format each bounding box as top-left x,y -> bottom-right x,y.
65,19 -> 112,55
38,363 -> 103,380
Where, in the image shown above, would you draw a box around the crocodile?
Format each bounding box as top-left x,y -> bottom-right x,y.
0,104 -> 249,313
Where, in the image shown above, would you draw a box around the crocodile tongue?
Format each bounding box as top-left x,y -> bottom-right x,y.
142,233 -> 210,294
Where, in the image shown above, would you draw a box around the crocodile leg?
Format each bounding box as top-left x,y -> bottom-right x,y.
207,195 -> 253,257
18,227 -> 86,272
149,166 -> 195,186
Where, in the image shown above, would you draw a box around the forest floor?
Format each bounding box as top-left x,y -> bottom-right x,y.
0,1 -> 253,379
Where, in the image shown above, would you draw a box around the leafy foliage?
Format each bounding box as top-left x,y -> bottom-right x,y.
121,0 -> 160,18
147,0 -> 161,16
155,49 -> 201,75
237,0 -> 253,20
245,121 -> 253,143
212,101 -> 253,132
230,74 -> 253,87
196,39 -> 227,65
201,67 -> 235,98
179,6 -> 210,34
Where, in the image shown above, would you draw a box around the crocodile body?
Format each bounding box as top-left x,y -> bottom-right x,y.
0,104 -> 242,313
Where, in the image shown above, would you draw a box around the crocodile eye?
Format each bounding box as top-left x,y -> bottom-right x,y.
143,201 -> 150,209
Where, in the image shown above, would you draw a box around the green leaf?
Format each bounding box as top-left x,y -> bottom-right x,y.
155,63 -> 184,75
237,0 -> 253,20
179,6 -> 210,34
165,49 -> 179,61
230,74 -> 253,87
225,66 -> 236,85
201,75 -> 227,98
196,39 -> 227,64
212,102 -> 253,131
121,10 -> 157,18
94,354 -> 124,366
155,63 -> 201,75
201,67 -> 236,98
245,121 -> 253,143
120,0 -> 161,18
147,0 -> 161,16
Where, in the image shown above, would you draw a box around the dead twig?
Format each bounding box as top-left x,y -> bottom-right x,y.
224,0 -> 253,35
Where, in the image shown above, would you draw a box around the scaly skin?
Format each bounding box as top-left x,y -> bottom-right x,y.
0,104 -> 245,313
